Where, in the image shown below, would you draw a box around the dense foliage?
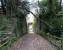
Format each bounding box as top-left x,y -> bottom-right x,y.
0,0 -> 28,50
0,0 -> 63,50
38,0 -> 63,37
38,0 -> 63,49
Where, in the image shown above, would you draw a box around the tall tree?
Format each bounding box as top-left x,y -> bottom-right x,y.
59,0 -> 62,11
1,0 -> 6,14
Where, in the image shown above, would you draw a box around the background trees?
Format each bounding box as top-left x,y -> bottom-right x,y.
0,0 -> 29,50
0,0 -> 63,50
38,0 -> 63,37
37,0 -> 63,49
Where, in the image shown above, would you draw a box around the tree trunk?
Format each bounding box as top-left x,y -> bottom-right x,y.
1,0 -> 6,15
60,0 -> 62,11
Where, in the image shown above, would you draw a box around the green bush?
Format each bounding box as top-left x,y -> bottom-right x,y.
47,16 -> 63,37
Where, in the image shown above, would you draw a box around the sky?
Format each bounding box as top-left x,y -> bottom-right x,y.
0,2 -> 1,6
27,0 -> 37,3
26,0 -> 38,33
26,0 -> 39,24
62,0 -> 63,6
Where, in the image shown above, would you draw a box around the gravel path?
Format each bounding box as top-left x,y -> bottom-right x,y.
8,34 -> 58,50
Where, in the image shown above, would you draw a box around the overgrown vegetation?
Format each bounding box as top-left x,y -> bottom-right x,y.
38,0 -> 63,50
0,0 -> 63,50
0,0 -> 28,49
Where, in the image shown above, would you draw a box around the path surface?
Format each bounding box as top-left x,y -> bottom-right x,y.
8,34 -> 58,50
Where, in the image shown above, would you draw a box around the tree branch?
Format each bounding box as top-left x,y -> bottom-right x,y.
24,7 -> 53,28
